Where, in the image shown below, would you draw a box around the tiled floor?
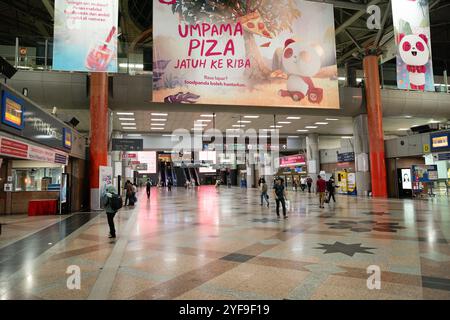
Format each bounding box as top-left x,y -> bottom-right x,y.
0,186 -> 449,300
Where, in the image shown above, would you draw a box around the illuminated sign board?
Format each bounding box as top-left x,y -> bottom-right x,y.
279,154 -> 306,167
1,91 -> 24,130
430,131 -> 450,152
63,128 -> 72,149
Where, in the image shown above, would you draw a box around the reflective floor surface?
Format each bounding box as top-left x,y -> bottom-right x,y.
0,186 -> 449,300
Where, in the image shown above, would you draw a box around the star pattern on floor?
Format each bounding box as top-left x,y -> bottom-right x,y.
314,241 -> 377,257
325,220 -> 406,233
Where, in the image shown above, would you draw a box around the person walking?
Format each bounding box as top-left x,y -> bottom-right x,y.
146,179 -> 152,199
126,181 -> 134,206
102,186 -> 122,239
124,180 -> 132,206
316,175 -> 327,208
300,176 -> 307,192
307,176 -> 313,193
273,178 -> 288,219
327,177 -> 337,204
260,178 -> 269,207
167,177 -> 173,191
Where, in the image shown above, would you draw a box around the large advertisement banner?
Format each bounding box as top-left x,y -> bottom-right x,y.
153,0 -> 339,109
53,0 -> 119,72
392,0 -> 434,91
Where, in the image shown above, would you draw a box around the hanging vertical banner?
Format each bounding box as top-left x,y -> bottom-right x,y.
53,0 -> 119,72
392,0 -> 434,91
153,0 -> 339,109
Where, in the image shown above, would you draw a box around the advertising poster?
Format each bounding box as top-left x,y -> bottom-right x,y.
99,166 -> 113,208
347,173 -> 357,195
401,168 -> 412,190
53,0 -> 119,72
392,0 -> 434,91
412,165 -> 438,183
153,0 -> 339,109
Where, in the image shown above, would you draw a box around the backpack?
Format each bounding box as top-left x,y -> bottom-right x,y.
109,194 -> 123,211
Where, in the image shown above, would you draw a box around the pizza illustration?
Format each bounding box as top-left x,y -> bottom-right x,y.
239,11 -> 275,39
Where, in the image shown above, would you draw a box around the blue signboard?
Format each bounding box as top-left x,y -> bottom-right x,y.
338,152 -> 355,163
438,153 -> 450,161
412,165 -> 438,183
431,131 -> 450,152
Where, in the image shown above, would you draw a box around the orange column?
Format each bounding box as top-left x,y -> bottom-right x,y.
89,73 -> 109,207
363,54 -> 387,197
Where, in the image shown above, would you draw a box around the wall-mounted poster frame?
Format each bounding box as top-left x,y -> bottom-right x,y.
1,90 -> 25,130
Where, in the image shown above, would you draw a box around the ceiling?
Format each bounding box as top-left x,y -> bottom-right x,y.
51,108 -> 446,138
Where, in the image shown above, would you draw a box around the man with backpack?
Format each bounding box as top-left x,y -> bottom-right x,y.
102,185 -> 122,239
327,177 -> 337,204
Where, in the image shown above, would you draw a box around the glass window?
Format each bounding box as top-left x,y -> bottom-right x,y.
12,168 -> 62,191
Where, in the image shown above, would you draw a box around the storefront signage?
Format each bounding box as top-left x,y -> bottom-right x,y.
153,0 -> 339,109
1,84 -> 81,152
411,164 -> 438,182
337,152 -> 355,163
392,0 -> 434,91
0,135 -> 68,165
53,0 -> 119,72
1,91 -> 24,130
279,154 -> 306,167
430,131 -> 450,151
112,139 -> 144,151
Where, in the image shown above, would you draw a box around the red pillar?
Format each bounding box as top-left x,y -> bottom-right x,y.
90,73 -> 109,209
363,54 -> 387,197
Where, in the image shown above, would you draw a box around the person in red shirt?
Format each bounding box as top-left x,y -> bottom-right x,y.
316,175 -> 327,208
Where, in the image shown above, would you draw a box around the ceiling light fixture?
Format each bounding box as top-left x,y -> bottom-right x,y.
326,118 -> 339,121
297,129 -> 309,132
237,120 -> 251,124
201,114 -> 215,118
117,112 -> 134,116
119,118 -> 136,121
123,127 -> 137,130
151,119 -> 167,122
287,117 -> 301,120
151,113 -> 168,116
315,122 -> 329,125
121,123 -> 137,126
244,115 -> 260,119
342,136 -> 353,139
278,122 -> 291,124
305,126 -> 318,129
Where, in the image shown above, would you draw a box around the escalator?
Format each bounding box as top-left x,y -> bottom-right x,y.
189,168 -> 200,186
184,168 -> 192,183
160,162 -> 166,186
174,167 -> 187,187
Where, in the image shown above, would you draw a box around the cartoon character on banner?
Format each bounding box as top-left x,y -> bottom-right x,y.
398,33 -> 431,91
278,39 -> 323,103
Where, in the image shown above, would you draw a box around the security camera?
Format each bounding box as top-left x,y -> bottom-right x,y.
52,107 -> 57,116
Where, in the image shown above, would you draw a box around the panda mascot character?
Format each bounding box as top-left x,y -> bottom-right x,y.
277,39 -> 323,103
398,33 -> 430,91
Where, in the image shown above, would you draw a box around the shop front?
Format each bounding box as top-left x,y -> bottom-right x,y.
428,131 -> 450,197
277,154 -> 307,189
0,83 -> 87,215
320,152 -> 357,195
0,133 -> 69,214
